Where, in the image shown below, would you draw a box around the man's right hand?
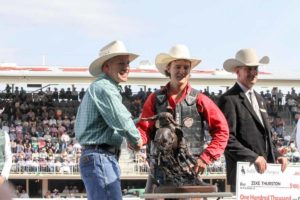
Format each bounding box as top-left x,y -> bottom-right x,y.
134,140 -> 143,151
0,176 -> 5,186
254,156 -> 267,174
129,140 -> 143,151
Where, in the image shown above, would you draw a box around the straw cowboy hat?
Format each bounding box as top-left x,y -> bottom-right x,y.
223,48 -> 270,72
89,40 -> 139,77
155,44 -> 201,75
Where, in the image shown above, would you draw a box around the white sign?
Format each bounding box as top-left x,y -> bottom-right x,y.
236,162 -> 300,200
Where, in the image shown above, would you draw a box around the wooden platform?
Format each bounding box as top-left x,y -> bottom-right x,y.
143,192 -> 234,200
154,185 -> 218,193
141,185 -> 230,199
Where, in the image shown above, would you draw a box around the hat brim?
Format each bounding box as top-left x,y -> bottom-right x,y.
155,53 -> 201,75
89,53 -> 138,77
223,56 -> 269,72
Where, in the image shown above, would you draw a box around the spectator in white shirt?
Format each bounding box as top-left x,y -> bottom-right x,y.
19,189 -> 29,198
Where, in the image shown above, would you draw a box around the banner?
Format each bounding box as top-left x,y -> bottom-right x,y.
236,162 -> 300,200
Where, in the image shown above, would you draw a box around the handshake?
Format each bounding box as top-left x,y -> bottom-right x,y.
128,139 -> 143,151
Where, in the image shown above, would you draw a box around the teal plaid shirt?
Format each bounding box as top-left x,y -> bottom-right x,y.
75,73 -> 141,148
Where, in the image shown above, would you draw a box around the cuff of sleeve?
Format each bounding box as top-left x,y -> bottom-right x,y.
247,152 -> 259,163
131,138 -> 143,147
200,153 -> 214,165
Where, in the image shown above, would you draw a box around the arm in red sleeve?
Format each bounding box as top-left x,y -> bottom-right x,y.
136,93 -> 156,145
197,93 -> 229,164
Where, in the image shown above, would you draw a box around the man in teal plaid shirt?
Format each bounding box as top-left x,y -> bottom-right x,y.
75,40 -> 143,200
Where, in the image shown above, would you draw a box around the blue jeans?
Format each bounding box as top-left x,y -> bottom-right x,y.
80,148 -> 122,200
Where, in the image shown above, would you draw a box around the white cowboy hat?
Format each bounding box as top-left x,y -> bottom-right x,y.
89,40 -> 139,77
223,48 -> 270,72
155,44 -> 201,75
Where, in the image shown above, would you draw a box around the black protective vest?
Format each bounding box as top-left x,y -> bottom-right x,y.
155,88 -> 205,155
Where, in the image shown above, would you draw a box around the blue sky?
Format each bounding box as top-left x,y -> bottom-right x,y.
0,0 -> 299,74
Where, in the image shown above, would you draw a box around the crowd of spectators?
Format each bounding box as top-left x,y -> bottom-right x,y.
42,185 -> 83,198
0,85 -> 82,175
1,84 -> 300,193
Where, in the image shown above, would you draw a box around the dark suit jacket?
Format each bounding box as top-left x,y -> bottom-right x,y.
218,83 -> 280,187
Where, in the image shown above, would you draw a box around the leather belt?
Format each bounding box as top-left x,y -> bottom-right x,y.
82,143 -> 120,155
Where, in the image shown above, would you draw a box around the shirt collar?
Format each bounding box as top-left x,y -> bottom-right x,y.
97,73 -> 122,91
165,82 -> 191,94
165,82 -> 191,107
237,81 -> 253,94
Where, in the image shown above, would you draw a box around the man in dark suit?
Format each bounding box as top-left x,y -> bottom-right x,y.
218,48 -> 288,192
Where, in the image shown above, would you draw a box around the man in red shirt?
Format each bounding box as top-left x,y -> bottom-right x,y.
136,44 -> 229,193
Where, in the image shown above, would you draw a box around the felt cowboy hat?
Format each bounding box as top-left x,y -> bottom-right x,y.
89,40 -> 139,77
223,48 -> 270,72
155,44 -> 201,75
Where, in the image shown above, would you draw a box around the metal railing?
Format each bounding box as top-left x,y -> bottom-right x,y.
10,160 -> 227,176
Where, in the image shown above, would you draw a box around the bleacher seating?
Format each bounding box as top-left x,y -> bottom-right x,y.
1,84 -> 300,197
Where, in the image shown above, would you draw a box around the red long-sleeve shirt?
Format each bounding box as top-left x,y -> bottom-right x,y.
136,83 -> 229,165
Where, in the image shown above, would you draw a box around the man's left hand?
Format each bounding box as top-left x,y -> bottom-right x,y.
195,158 -> 207,174
276,156 -> 288,172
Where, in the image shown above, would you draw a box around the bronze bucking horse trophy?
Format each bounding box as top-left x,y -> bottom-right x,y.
142,110 -> 217,194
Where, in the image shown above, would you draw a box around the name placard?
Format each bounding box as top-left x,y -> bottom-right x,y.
236,162 -> 300,200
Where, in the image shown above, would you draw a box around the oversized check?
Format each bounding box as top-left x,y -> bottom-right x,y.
236,162 -> 300,200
